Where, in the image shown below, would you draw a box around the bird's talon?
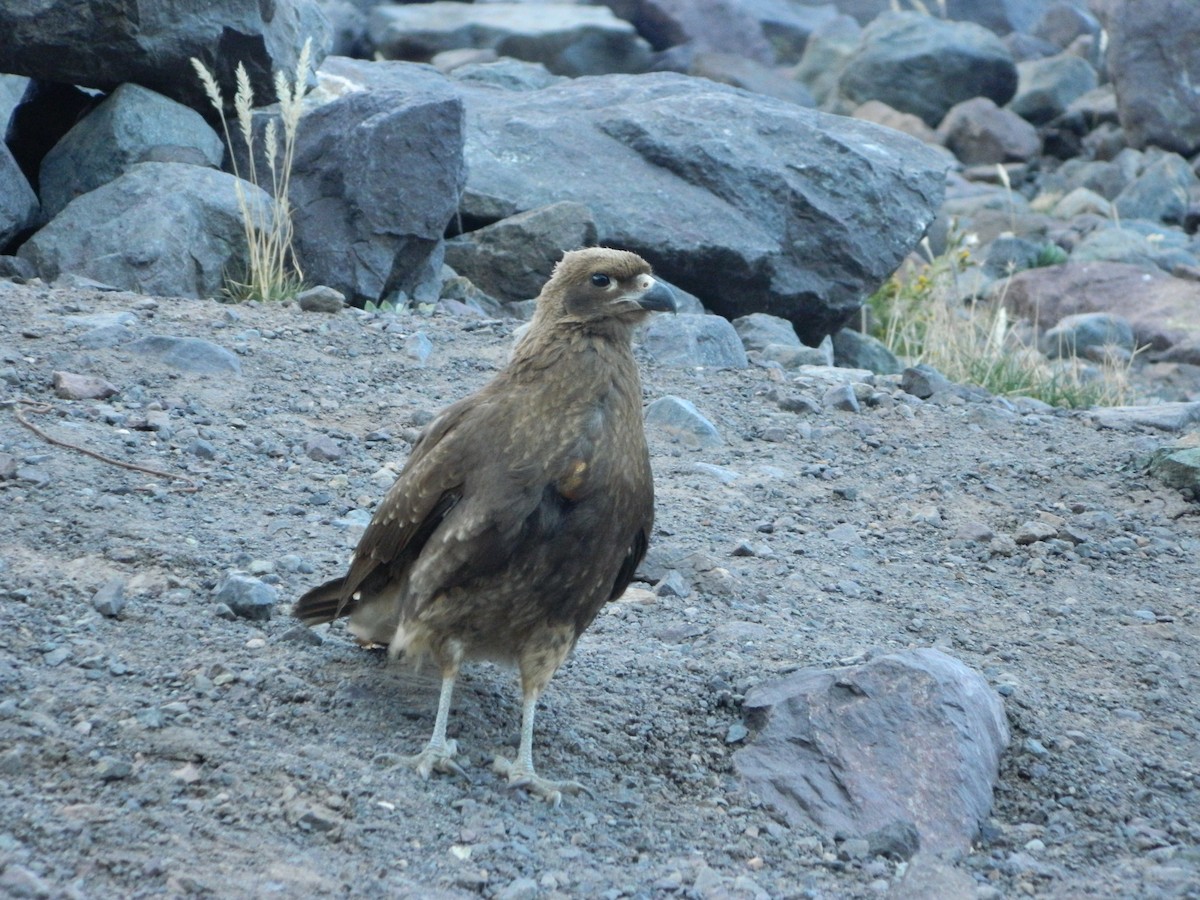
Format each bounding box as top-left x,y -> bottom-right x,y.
492,756 -> 588,805
399,741 -> 469,783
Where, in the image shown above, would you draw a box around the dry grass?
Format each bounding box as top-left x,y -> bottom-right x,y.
190,40 -> 311,302
866,233 -> 1138,409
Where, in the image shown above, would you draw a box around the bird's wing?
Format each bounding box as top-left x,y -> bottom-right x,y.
292,398 -> 476,624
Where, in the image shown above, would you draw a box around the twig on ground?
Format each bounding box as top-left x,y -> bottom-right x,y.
5,399 -> 198,493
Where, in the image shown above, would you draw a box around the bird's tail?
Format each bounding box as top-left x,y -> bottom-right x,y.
292,577 -> 356,625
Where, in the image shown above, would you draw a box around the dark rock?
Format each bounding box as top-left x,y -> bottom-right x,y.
0,254 -> 36,280
1039,312 -> 1135,360
290,63 -> 466,306
1010,54 -> 1098,125
838,12 -> 1018,128
1147,435 -> 1200,490
617,0 -> 775,63
1101,0 -> 1200,155
832,329 -> 900,375
458,71 -> 945,344
644,395 -> 722,447
900,364 -> 954,400
368,2 -> 652,76
18,162 -> 273,299
213,572 -> 278,621
445,202 -> 597,302
0,143 -> 38,250
641,314 -> 748,369
51,370 -> 118,400
937,97 -> 1040,165
0,0 -> 330,113
129,336 -> 242,376
4,80 -> 98,187
91,578 -> 127,618
734,648 -> 1009,855
822,382 -> 859,412
38,83 -> 223,219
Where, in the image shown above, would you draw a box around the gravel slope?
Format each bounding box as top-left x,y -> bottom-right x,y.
1,281 -> 1198,899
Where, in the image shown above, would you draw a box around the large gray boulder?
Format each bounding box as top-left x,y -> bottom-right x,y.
0,143 -> 39,250
1009,54 -> 1099,125
18,162 -> 272,299
457,72 -> 946,343
838,12 -> 1018,128
1100,0 -> 1200,155
0,0 -> 329,112
39,84 -> 225,219
369,2 -> 652,77
735,648 -> 1010,855
290,76 -> 466,305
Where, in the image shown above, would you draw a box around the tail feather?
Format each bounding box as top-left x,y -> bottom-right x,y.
292,576 -> 357,625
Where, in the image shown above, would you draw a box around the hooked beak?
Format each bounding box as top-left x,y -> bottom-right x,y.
635,280 -> 677,314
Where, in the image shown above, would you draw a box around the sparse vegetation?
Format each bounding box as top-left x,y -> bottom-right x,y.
191,41 -> 311,302
866,232 -> 1137,408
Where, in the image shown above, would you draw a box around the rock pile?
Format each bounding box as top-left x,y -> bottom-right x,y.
1,0 -> 1198,379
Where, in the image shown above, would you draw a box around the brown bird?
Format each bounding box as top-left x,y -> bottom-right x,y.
293,247 -> 676,803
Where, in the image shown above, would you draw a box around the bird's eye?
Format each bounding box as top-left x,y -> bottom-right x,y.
590,273 -> 611,288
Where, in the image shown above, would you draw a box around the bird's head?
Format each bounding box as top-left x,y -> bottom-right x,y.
536,247 -> 677,333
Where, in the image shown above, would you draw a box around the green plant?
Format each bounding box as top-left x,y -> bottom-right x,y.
866,233 -> 1137,409
191,41 -> 310,302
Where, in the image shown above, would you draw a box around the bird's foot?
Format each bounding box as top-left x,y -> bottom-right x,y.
399,739 -> 470,782
491,756 -> 592,806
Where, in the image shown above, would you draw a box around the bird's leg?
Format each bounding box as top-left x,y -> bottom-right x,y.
399,645 -> 469,782
493,639 -> 592,805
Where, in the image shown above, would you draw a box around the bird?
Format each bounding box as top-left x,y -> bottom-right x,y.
293,247 -> 676,804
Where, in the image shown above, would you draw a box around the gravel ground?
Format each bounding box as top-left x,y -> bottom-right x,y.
1,281 -> 1198,899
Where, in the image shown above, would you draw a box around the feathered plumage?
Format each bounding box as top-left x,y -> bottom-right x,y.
294,247 -> 676,802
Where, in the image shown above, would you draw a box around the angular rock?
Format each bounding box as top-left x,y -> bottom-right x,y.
0,142 -> 39,250
1101,0 -> 1200,155
1089,402 -> 1200,433
1039,312 -> 1135,360
1032,2 -> 1101,50
1069,224 -> 1197,275
39,84 -> 224,219
129,336 -> 242,376
732,312 -> 801,352
614,0 -> 775,63
734,648 -> 1009,854
1113,152 -> 1199,226
0,0 -> 330,113
837,12 -> 1017,128
213,572 -> 278,621
1009,54 -> 1098,125
91,578 -> 127,618
18,162 -> 274,299
290,70 -> 465,306
644,395 -> 722,447
936,97 -> 1040,165
369,2 -> 652,76
444,202 -> 597,303
831,328 -> 900,375
458,71 -> 946,344
900,364 -> 954,400
641,315 -> 747,369
52,371 -> 119,400
999,262 -> 1200,352
1147,436 -> 1200,491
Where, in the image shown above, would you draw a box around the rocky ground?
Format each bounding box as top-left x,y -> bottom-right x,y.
1,281 -> 1198,899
